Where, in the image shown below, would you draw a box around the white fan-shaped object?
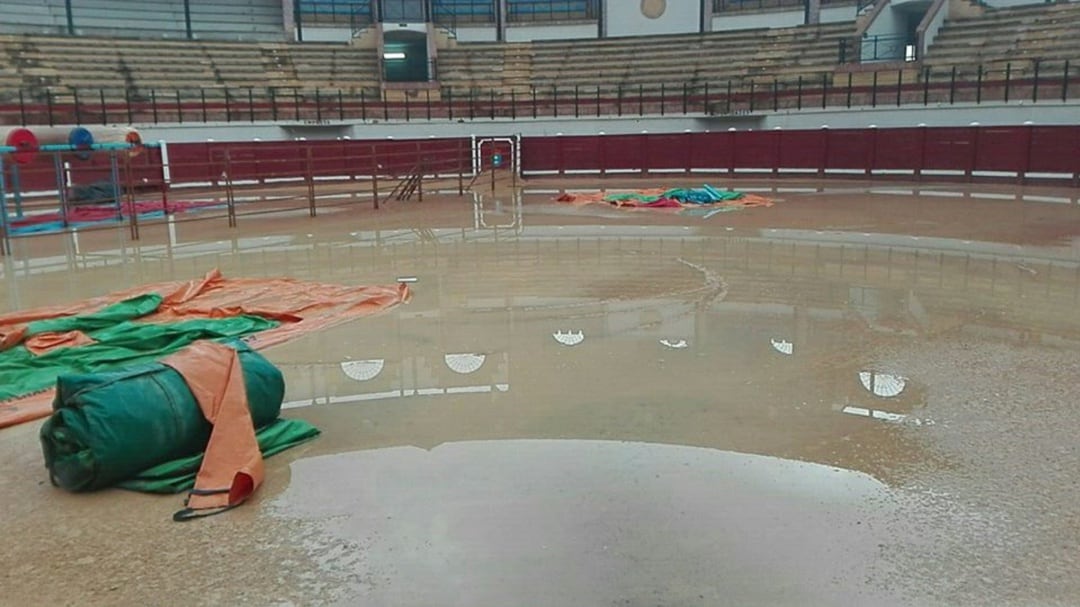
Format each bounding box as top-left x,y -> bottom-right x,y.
553,330 -> 585,346
341,359 -> 385,382
660,339 -> 689,349
771,338 -> 794,355
859,371 -> 906,398
445,353 -> 486,374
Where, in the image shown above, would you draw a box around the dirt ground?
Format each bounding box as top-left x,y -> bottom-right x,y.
1,178 -> 1079,606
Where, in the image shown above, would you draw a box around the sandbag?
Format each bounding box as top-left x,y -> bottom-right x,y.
40,341 -> 285,492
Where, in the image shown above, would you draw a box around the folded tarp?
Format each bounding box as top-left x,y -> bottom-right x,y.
39,341 -> 316,510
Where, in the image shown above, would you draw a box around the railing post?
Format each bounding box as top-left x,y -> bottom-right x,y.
617,86 -> 623,116
1063,60 -> 1070,102
339,89 -> 345,121
553,86 -> 558,118
704,81 -> 710,113
846,72 -> 852,108
176,90 -> 183,123
949,65 -> 956,104
749,80 -> 755,112
99,88 -> 107,125
183,0 -> 193,39
306,146 -> 316,217
370,144 -> 379,210
976,64 -> 983,104
46,91 -> 54,127
361,89 -> 367,120
821,73 -> 828,109
489,89 -> 494,120
201,88 -> 208,122
293,87 -> 300,121
595,85 -> 600,117
468,89 -> 475,120
1032,59 -> 1040,103
682,82 -> 689,114
574,84 -> 580,118
383,89 -> 389,121
638,83 -> 644,115
150,88 -> 158,124
18,90 -> 26,126
64,0 -> 75,35
1004,63 -> 1011,103
871,70 -> 878,107
248,87 -> 255,122
426,89 -> 432,120
772,79 -> 778,112
73,87 -> 81,124
315,88 -> 322,122
923,67 -> 930,105
796,76 -> 802,110
531,88 -> 537,119
660,82 -> 666,116
224,88 -> 231,122
895,69 -> 902,106
727,79 -> 733,114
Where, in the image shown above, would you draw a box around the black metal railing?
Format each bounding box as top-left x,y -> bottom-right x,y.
840,34 -> 916,63
506,0 -> 597,23
1,59 -> 1073,126
432,0 -> 497,27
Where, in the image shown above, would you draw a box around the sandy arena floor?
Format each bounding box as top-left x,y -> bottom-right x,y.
1,178 -> 1079,606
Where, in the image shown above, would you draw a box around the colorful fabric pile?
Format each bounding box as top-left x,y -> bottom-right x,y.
556,185 -> 773,212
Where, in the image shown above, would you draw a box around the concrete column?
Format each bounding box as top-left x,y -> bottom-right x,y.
496,0 -> 507,42
806,0 -> 822,24
282,0 -> 295,40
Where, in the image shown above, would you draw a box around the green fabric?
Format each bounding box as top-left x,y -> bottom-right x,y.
0,295 -> 279,401
40,341 -> 289,492
118,418 -> 321,494
25,294 -> 163,336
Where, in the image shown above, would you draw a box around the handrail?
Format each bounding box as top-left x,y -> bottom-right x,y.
915,0 -> 950,61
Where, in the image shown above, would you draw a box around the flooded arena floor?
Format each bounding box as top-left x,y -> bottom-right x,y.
1,178 -> 1079,606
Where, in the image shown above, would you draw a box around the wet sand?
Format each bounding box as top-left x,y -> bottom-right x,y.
1,180 -> 1079,606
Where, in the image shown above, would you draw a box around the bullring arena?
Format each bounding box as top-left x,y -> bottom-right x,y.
1,1 -> 1079,605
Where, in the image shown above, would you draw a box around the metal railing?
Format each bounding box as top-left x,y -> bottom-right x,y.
840,34 -> 916,63
432,0 -> 497,26
0,59 -> 1074,126
506,0 -> 597,23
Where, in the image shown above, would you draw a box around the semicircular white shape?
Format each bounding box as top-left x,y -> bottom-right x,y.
341,359 -> 385,382
553,331 -> 585,347
859,371 -> 906,398
771,338 -> 794,355
445,353 -> 486,374
660,339 -> 689,349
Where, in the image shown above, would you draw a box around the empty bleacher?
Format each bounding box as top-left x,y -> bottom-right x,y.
437,22 -> 854,98
924,1 -> 1080,77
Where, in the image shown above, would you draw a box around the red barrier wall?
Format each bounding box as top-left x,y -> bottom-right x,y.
519,126 -> 1080,182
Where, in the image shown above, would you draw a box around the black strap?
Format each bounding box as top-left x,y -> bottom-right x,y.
172,502 -> 242,522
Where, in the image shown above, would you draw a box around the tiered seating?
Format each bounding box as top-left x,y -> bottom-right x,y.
924,1 -> 1080,77
438,22 -> 853,98
0,34 -> 382,103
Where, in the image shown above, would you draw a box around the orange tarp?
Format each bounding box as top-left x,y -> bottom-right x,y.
162,341 -> 263,520
0,269 -> 410,429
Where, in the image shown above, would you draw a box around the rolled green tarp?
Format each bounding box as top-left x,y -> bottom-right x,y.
40,341 -> 291,492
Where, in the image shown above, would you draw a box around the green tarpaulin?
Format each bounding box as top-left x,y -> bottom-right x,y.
0,296 -> 280,402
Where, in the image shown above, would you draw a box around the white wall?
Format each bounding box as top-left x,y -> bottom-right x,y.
820,4 -> 858,22
506,23 -> 597,41
605,0 -> 701,37
453,26 -> 498,42
299,26 -> 353,42
712,9 -> 803,31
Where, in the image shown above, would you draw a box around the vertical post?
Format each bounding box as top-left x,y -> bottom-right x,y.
574,84 -> 580,118
315,88 -> 322,122
772,79 -> 778,112
976,64 -> 983,104
176,90 -> 184,123
457,138 -> 464,196
617,86 -> 623,116
225,88 -> 232,122
1032,59 -> 1040,103
124,87 -> 133,124
73,87 -> 81,124
99,88 -> 107,125
427,89 -> 433,120
531,88 -> 537,119
54,153 -> 69,227
361,89 -> 367,120
923,67 -> 931,105
183,0 -> 193,39
846,72 -> 853,108
124,153 -> 139,240
0,157 -> 8,257
871,71 -> 878,107
553,87 -> 558,118
65,0 -> 75,35
683,82 -> 689,114
223,151 -> 236,228
704,81 -> 710,113
895,69 -> 902,106
46,91 -> 54,127
638,84 -> 643,115
660,82 -> 666,116
1062,60 -> 1070,102
796,76 -> 802,110
201,88 -> 208,122
294,0 -> 304,42
821,72 -> 828,109
18,90 -> 26,126
109,151 -> 123,220
488,90 -> 494,120
371,144 -> 379,210
248,87 -> 255,122
727,79 -> 733,114
293,87 -> 300,121
306,146 -> 316,217
468,89 -> 475,120
949,65 -> 956,104
338,89 -> 345,121
1004,63 -> 1012,102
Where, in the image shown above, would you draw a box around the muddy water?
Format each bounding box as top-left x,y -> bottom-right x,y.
1,181 -> 1079,606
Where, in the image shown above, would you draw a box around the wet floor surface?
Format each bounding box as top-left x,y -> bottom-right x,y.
1,180 -> 1079,606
